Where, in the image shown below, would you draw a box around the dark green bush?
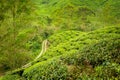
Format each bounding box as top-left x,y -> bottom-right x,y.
23,59 -> 68,80
0,74 -> 21,80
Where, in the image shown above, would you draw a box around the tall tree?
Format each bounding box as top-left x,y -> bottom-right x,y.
0,0 -> 36,70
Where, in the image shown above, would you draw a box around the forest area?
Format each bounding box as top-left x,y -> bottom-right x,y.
0,0 -> 120,80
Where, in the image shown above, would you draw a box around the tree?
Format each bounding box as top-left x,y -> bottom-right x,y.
100,0 -> 120,24
0,0 -> 36,70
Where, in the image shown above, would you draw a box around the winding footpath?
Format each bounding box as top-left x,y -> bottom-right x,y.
35,40 -> 48,60
22,40 -> 48,68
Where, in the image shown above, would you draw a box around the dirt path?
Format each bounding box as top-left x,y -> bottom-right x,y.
35,40 -> 47,60
22,40 -> 48,68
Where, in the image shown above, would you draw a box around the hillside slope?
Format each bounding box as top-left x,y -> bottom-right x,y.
35,0 -> 120,30
0,0 -> 120,79
1,26 -> 120,80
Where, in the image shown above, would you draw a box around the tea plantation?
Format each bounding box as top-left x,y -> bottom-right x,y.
0,26 -> 120,80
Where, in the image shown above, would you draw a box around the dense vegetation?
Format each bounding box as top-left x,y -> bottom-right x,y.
1,26 -> 120,80
0,0 -> 120,80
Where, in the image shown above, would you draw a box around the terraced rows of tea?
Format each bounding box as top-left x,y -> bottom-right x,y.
23,26 -> 120,80
0,26 -> 120,80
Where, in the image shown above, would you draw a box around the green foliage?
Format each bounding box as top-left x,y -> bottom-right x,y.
23,59 -> 68,80
0,0 -> 37,71
35,0 -> 120,31
94,63 -> 120,79
48,31 -> 85,47
22,38 -> 120,80
33,26 -> 120,63
60,37 -> 120,79
100,0 -> 120,24
0,74 -> 22,80
16,26 -> 119,80
0,53 -> 32,70
0,0 -> 120,79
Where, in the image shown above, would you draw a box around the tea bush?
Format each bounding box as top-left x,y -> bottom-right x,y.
33,26 -> 120,63
1,26 -> 120,80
